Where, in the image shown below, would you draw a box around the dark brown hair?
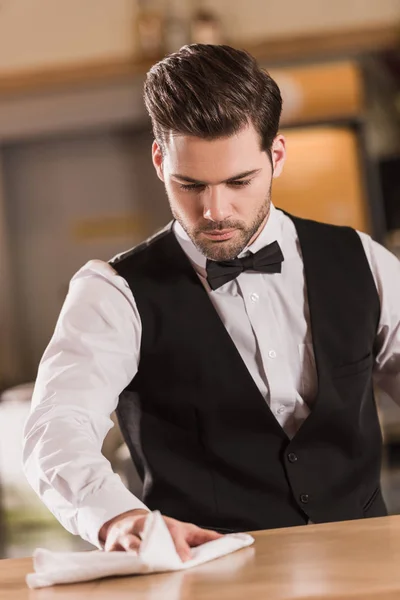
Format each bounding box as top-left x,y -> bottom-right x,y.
144,44 -> 282,159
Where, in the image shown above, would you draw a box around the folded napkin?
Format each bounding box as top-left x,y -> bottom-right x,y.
26,510 -> 254,589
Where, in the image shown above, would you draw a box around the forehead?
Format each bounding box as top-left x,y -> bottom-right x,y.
163,124 -> 266,181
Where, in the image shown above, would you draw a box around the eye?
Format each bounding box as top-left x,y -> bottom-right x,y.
178,179 -> 252,191
178,183 -> 206,192
228,179 -> 252,187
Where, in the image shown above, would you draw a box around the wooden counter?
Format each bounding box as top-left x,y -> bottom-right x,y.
2,515 -> 400,599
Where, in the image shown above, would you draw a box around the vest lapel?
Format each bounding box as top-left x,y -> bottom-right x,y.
287,214 -> 379,443
163,231 -> 289,441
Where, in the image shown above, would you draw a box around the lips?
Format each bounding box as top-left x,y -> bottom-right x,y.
202,230 -> 236,241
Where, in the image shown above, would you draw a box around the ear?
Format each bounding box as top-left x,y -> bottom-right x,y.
152,140 -> 165,182
271,134 -> 286,179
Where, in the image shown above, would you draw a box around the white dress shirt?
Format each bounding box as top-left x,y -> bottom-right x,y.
23,204 -> 400,548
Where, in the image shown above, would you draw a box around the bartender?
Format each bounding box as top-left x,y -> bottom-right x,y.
23,43 -> 400,561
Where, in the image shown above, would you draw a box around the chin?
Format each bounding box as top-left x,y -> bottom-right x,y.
200,240 -> 244,262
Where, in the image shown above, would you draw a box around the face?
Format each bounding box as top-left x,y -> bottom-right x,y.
152,123 -> 286,261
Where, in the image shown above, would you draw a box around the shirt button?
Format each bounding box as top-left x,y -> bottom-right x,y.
277,406 -> 285,415
250,293 -> 259,302
268,350 -> 277,359
288,453 -> 298,463
300,494 -> 309,504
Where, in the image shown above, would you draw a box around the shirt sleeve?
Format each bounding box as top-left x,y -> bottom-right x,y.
22,259 -> 149,548
357,232 -> 400,405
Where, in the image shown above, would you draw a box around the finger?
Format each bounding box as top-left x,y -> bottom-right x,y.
104,527 -> 121,552
105,535 -> 123,552
129,514 -> 149,539
105,531 -> 140,552
105,539 -> 125,552
119,533 -> 141,552
171,533 -> 192,562
186,526 -> 224,547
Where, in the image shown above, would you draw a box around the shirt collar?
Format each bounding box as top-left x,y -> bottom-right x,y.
173,203 -> 282,274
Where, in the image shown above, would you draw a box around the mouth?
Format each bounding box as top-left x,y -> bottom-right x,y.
201,229 -> 236,241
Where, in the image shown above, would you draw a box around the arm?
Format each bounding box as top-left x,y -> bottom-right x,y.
358,233 -> 400,403
22,259 -> 148,548
23,259 -> 222,557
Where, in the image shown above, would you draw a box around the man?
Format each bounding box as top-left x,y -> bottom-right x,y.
23,44 -> 400,562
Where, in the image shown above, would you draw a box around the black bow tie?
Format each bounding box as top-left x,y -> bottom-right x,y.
206,240 -> 284,291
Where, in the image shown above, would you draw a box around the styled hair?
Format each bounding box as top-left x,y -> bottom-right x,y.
144,44 -> 282,159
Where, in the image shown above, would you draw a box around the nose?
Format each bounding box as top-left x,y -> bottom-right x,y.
203,186 -> 232,223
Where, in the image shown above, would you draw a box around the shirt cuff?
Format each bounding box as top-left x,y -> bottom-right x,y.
76,484 -> 149,548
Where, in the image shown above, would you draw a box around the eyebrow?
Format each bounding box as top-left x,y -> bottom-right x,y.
171,169 -> 261,185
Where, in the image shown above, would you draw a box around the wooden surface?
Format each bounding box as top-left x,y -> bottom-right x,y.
0,23 -> 398,96
2,516 -> 400,599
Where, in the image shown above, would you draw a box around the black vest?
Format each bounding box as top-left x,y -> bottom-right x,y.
112,214 -> 386,533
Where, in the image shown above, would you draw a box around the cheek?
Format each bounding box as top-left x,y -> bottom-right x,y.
167,185 -> 202,219
231,188 -> 263,215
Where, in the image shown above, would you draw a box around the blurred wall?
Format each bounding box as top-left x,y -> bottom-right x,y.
210,0 -> 400,43
0,157 -> 21,386
0,0 -> 398,74
0,0 -> 137,73
3,128 -> 168,379
0,0 -> 397,382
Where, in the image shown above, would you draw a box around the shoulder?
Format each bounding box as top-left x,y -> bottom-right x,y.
276,207 -> 353,232
276,208 -> 359,251
68,259 -> 136,306
356,230 -> 399,266
356,230 -> 400,295
110,222 -> 174,271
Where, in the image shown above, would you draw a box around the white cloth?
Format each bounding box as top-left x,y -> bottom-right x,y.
22,204 -> 400,548
26,511 -> 254,589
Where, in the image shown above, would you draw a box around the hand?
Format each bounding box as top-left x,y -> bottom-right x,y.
99,509 -> 223,562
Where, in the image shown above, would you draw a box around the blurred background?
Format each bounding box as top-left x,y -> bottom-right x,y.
0,0 -> 399,559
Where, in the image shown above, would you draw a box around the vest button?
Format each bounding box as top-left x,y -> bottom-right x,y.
288,453 -> 298,463
300,494 -> 309,504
